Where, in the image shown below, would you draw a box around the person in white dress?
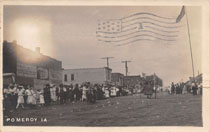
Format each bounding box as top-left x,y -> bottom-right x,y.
197,83 -> 202,95
31,87 -> 37,105
182,84 -> 188,94
50,84 -> 57,102
105,88 -> 110,98
25,86 -> 36,107
37,89 -> 45,106
111,86 -> 117,97
82,85 -> 87,102
16,86 -> 25,109
167,86 -> 171,95
102,85 -> 105,93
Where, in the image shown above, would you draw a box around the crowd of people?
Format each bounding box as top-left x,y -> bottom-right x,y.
3,82 -> 125,114
169,82 -> 202,95
3,80 -> 202,115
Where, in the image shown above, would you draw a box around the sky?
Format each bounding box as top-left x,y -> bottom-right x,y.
3,6 -> 201,86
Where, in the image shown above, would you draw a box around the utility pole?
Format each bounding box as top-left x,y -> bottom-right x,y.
122,60 -> 131,90
121,61 -> 131,76
101,57 -> 114,68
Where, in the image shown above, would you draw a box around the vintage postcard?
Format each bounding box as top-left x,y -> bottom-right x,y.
0,0 -> 209,132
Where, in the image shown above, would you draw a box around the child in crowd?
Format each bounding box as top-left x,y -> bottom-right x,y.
37,89 -> 45,106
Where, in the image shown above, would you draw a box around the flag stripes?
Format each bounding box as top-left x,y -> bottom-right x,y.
121,21 -> 182,30
144,26 -> 179,33
98,34 -> 176,43
121,12 -> 175,20
122,17 -> 176,24
97,30 -> 178,39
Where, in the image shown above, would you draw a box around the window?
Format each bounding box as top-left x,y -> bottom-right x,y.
71,74 -> 74,81
37,67 -> 49,80
64,74 -> 67,82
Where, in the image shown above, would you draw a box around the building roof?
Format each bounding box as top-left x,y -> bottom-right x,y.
112,73 -> 124,76
124,75 -> 141,78
63,67 -> 112,71
3,40 -> 62,63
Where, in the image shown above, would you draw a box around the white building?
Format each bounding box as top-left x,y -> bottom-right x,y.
62,67 -> 112,85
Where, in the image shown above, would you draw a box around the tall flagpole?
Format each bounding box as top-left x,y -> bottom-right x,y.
185,7 -> 195,81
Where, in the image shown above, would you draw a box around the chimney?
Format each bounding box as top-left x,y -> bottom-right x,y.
35,47 -> 40,53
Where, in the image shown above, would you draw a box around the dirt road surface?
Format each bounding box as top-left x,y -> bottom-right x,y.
4,93 -> 202,126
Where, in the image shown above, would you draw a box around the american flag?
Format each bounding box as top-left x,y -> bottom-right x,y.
96,10 -> 184,46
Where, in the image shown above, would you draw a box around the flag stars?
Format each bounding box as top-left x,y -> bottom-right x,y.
97,20 -> 122,33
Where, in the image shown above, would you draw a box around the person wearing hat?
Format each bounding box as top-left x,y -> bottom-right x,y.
3,86 -> 12,114
58,84 -> 65,104
37,89 -> 45,106
104,86 -> 110,98
73,84 -> 80,102
171,82 -> 175,94
192,82 -> 198,96
25,85 -> 36,107
199,83 -> 202,95
44,84 -> 51,106
16,86 -> 25,109
8,84 -> 18,109
143,81 -> 154,99
81,84 -> 87,102
69,84 -> 74,103
50,84 -> 57,103
182,83 -> 188,94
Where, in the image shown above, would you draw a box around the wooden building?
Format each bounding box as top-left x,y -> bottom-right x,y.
3,41 -> 62,89
111,73 -> 124,87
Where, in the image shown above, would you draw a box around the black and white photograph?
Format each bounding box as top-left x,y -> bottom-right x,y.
1,1 -> 210,131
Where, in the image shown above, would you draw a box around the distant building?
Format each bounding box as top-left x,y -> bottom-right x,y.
62,67 -> 112,85
3,41 -> 62,89
123,75 -> 142,89
194,73 -> 202,84
186,73 -> 202,85
145,74 -> 163,87
111,73 -> 124,87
